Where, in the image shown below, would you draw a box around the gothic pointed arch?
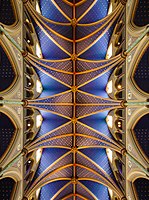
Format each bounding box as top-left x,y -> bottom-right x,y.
133,113 -> 149,162
0,44 -> 18,93
0,177 -> 16,199
0,112 -> 17,161
0,0 -> 16,25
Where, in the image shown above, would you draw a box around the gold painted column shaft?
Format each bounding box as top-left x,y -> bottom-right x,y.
72,1 -> 77,199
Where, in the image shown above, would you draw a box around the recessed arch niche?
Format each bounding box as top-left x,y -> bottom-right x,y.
0,0 -> 16,25
133,113 -> 149,161
0,177 -> 16,199
0,45 -> 17,93
133,46 -> 149,94
133,178 -> 149,200
0,112 -> 17,161
133,0 -> 149,27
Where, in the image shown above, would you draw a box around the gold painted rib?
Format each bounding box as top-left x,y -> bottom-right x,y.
27,105 -> 71,120
76,103 -> 119,106
77,3 -> 122,26
76,164 -> 122,196
27,2 -> 73,42
77,151 -> 119,187
28,52 -> 71,63
76,56 -> 121,74
78,146 -> 121,153
77,53 -> 121,63
77,13 -> 121,56
27,151 -> 72,192
29,102 -> 73,106
27,121 -> 72,148
29,164 -> 73,196
63,0 -> 73,6
76,0 -> 97,23
77,121 -> 122,148
75,0 -> 87,7
77,89 -> 121,103
76,8 -> 119,43
77,58 -> 124,88
78,178 -> 123,199
75,133 -> 121,151
27,56 -> 73,74
77,24 -> 113,56
51,181 -> 72,200
62,193 -> 89,200
29,18 -> 72,56
72,2 -> 77,199
51,0 -> 72,22
25,1 -> 71,26
29,133 -> 74,150
28,145 -> 71,153
26,177 -> 72,197
28,90 -> 72,101
78,181 -> 97,200
77,105 -> 121,120
26,58 -> 72,88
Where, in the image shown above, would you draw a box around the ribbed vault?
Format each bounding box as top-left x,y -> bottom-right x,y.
22,0 -> 127,199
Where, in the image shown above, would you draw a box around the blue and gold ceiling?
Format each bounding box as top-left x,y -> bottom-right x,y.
0,0 -> 149,200
23,1 -> 124,199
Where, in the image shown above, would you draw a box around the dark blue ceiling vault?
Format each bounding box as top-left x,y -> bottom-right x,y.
133,113 -> 149,161
22,0 -> 127,199
0,45 -> 16,93
0,112 -> 16,161
133,46 -> 149,94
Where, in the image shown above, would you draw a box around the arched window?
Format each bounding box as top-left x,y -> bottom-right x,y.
25,171 -> 34,183
115,159 -> 123,175
25,76 -> 34,89
115,109 -> 123,118
133,47 -> 149,94
0,178 -> 16,199
133,178 -> 149,200
25,118 -> 34,131
25,131 -> 34,141
25,90 -> 34,100
115,91 -> 123,100
0,112 -> 16,159
133,114 -> 149,160
115,119 -> 123,131
0,46 -> 17,93
115,77 -> 123,91
26,108 -> 34,117
115,66 -> 122,77
115,131 -> 122,141
25,159 -> 34,176
25,65 -> 34,76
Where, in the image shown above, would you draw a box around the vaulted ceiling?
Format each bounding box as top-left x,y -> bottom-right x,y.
0,0 -> 149,200
23,1 -> 124,199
